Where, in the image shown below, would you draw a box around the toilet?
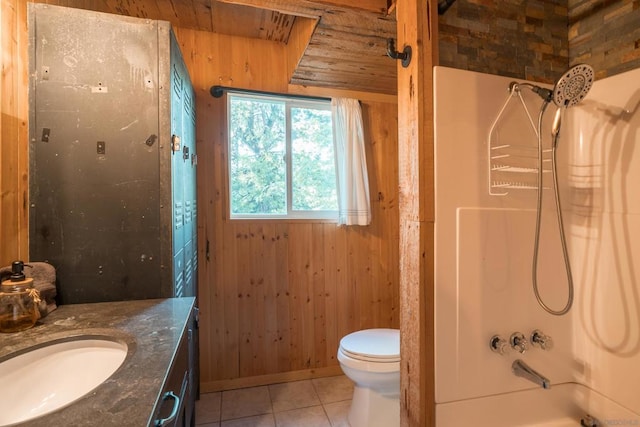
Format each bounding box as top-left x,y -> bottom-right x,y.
337,328 -> 400,427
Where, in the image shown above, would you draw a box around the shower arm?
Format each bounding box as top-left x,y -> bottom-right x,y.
510,82 -> 553,103
509,82 -> 564,145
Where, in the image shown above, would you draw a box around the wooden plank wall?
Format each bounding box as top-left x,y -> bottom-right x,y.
173,27 -> 400,390
1,0 -> 29,265
1,0 -> 399,390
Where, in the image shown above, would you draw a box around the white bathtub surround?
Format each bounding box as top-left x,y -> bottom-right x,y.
434,66 -> 574,404
568,68 -> 640,415
436,383 -> 637,427
434,66 -> 640,425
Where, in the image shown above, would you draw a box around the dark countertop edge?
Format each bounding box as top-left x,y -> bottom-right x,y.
0,297 -> 195,427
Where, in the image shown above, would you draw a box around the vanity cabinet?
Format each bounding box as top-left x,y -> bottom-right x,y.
0,298 -> 196,426
151,331 -> 189,427
151,306 -> 197,427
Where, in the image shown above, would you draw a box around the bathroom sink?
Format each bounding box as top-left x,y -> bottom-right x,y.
0,337 -> 128,426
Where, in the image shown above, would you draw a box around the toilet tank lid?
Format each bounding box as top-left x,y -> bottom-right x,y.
340,328 -> 399,359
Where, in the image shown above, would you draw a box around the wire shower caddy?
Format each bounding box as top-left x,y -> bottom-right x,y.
488,82 -> 551,196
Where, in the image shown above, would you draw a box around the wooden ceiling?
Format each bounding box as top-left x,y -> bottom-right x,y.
103,0 -> 399,94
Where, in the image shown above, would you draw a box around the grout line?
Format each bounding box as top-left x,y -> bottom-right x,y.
199,377 -> 352,426
266,383 -> 275,416
320,402 -> 333,427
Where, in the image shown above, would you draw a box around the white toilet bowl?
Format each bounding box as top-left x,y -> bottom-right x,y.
337,328 -> 400,427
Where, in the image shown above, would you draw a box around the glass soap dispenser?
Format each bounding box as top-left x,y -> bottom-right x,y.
0,261 -> 41,333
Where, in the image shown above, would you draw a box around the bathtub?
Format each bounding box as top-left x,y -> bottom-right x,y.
436,383 -> 640,426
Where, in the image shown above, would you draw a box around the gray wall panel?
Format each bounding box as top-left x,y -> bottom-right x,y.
29,4 -> 196,304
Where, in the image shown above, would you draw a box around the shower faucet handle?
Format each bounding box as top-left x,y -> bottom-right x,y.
489,335 -> 509,355
510,332 -> 529,353
531,330 -> 554,350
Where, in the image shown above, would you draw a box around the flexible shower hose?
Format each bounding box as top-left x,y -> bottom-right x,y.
532,102 -> 574,316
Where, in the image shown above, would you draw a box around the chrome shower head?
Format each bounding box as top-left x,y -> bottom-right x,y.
509,65 -> 594,144
550,64 -> 594,143
524,64 -> 595,107
552,64 -> 594,107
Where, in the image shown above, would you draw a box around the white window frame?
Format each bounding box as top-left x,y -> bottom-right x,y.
227,92 -> 338,221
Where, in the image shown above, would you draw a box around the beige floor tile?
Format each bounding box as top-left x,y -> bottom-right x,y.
221,414 -> 276,427
274,405 -> 331,427
323,400 -> 351,427
196,392 -> 222,424
312,376 -> 354,404
196,423 -> 220,427
269,380 -> 321,412
221,386 -> 272,421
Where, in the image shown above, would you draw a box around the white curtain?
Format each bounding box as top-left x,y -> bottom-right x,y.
331,98 -> 371,226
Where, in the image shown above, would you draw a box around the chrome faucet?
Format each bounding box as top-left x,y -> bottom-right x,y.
512,359 -> 551,389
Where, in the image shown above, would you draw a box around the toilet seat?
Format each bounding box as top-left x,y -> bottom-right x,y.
339,329 -> 400,363
338,328 -> 401,427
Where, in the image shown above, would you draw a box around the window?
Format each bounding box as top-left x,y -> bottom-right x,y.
228,93 -> 338,219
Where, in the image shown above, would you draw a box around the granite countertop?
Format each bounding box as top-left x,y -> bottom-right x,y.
0,297 -> 195,427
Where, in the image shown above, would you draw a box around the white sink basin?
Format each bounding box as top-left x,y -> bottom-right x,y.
0,337 -> 128,426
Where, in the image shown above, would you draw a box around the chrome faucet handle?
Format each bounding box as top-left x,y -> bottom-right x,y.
531,330 -> 554,350
510,332 -> 529,353
489,335 -> 509,355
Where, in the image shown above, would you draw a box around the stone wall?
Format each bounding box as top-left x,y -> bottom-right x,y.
438,0 -> 640,83
569,0 -> 640,79
438,0 -> 569,83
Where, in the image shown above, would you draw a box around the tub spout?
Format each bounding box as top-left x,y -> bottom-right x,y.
512,359 -> 551,389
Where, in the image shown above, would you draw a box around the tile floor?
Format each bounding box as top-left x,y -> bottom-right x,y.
195,375 -> 354,427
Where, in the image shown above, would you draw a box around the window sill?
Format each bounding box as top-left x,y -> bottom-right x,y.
226,217 -> 338,224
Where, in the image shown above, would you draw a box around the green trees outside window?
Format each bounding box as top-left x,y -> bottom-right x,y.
228,93 -> 337,219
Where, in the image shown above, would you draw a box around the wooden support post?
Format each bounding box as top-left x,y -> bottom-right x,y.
395,0 -> 437,426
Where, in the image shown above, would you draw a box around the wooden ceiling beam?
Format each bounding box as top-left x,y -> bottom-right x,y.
290,75 -> 395,95
312,0 -> 387,14
215,0 -> 326,19
216,0 -> 389,18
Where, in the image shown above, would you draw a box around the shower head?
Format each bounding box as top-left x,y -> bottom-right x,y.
526,64 -> 595,107
552,64 -> 594,107
550,64 -> 594,144
518,64 -> 594,144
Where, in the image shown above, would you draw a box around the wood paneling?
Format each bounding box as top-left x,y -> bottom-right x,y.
217,0 -> 386,15
2,0 -> 399,393
77,0 -> 400,95
173,26 -> 399,389
286,16 -> 317,81
219,0 -> 398,94
290,7 -> 397,94
1,0 -> 29,266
